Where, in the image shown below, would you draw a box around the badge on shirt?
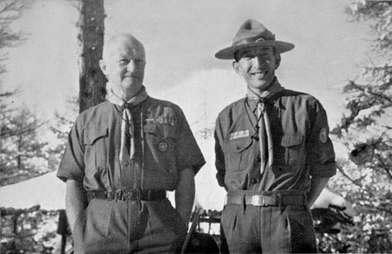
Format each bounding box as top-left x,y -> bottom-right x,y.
157,141 -> 168,152
319,128 -> 328,143
146,117 -> 176,126
229,130 -> 250,140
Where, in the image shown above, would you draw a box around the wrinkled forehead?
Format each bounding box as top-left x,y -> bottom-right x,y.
103,35 -> 145,60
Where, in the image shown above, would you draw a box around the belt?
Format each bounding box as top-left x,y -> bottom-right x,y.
226,191 -> 307,207
87,189 -> 167,202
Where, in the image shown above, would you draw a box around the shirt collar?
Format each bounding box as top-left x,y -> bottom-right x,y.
246,77 -> 284,112
107,85 -> 149,108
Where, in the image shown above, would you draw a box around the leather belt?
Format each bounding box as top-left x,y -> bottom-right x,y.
226,191 -> 307,207
87,189 -> 167,202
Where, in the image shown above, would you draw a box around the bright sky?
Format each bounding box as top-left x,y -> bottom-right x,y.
2,0 -> 373,210
3,0 -> 371,126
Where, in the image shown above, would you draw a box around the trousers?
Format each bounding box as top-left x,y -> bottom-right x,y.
221,203 -> 317,253
73,198 -> 186,254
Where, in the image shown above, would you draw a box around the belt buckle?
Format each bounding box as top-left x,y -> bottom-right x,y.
251,195 -> 265,206
122,189 -> 141,201
122,190 -> 133,201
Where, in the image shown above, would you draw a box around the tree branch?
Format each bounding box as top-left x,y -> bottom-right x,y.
337,165 -> 363,187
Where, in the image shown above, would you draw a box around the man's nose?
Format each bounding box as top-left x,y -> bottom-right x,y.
127,60 -> 140,72
252,56 -> 266,67
127,61 -> 136,72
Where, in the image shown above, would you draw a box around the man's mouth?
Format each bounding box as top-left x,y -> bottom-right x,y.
251,70 -> 267,78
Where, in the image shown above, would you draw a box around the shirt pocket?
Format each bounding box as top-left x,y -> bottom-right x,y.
222,138 -> 253,173
143,123 -> 177,172
281,132 -> 305,167
83,127 -> 108,173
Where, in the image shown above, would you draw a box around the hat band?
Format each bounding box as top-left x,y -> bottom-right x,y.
233,35 -> 275,47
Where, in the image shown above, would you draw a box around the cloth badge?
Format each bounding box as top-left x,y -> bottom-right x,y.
157,141 -> 168,152
229,130 -> 250,140
319,128 -> 328,143
146,117 -> 176,126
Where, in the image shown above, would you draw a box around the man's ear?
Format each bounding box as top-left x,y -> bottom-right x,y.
274,54 -> 281,70
99,60 -> 108,75
232,61 -> 241,75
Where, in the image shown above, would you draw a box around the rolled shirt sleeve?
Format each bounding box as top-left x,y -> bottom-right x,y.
306,99 -> 336,178
57,118 -> 85,183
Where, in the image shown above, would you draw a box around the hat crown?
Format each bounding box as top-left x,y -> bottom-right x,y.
233,19 -> 275,46
215,19 -> 294,60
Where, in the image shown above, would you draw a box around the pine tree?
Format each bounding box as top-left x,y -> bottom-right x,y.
322,1 -> 392,252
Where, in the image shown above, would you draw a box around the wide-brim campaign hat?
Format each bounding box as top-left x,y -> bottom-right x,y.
215,19 -> 295,60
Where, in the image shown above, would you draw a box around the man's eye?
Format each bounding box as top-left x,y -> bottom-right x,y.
134,59 -> 144,65
119,59 -> 130,65
243,55 -> 253,59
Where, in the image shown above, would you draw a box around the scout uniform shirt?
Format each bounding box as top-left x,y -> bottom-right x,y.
214,83 -> 336,192
57,97 -> 205,192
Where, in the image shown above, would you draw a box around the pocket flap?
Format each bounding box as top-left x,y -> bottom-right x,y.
281,132 -> 304,147
224,138 -> 253,153
143,123 -> 176,139
84,127 -> 108,145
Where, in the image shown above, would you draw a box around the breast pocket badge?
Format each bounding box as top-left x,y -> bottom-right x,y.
158,141 -> 168,152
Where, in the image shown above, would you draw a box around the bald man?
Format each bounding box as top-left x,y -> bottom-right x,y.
57,34 -> 205,253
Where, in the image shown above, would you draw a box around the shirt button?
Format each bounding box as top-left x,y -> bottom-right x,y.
251,179 -> 258,184
236,145 -> 241,150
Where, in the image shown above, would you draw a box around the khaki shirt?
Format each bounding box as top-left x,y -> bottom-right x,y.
57,97 -> 205,191
214,89 -> 336,192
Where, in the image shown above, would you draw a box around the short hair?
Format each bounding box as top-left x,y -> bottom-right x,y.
102,34 -> 145,61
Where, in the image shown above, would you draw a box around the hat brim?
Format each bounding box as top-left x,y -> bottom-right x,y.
215,40 -> 294,60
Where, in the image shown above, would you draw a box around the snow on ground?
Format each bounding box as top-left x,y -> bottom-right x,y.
0,171 -> 65,210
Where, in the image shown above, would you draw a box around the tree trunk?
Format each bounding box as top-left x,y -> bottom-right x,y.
77,0 -> 106,113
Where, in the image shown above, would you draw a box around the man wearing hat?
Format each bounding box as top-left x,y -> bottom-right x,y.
214,19 -> 336,253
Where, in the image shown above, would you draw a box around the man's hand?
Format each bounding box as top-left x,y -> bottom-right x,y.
65,179 -> 87,234
175,168 -> 195,226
